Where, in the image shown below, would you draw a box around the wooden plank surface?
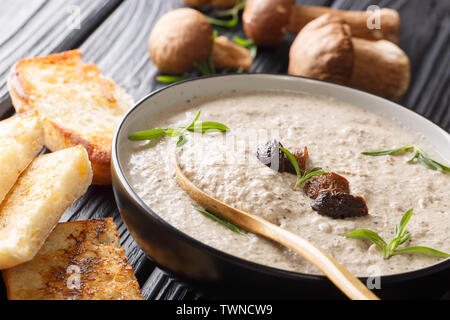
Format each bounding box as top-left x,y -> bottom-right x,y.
0,0 -> 449,300
0,0 -> 123,118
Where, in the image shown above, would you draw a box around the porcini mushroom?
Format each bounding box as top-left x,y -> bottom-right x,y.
243,0 -> 400,47
288,14 -> 410,100
148,8 -> 252,74
183,0 -> 239,8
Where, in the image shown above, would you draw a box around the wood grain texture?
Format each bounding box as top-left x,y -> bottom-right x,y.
0,0 -> 449,300
0,0 -> 123,118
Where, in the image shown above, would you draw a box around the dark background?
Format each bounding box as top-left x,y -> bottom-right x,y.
0,0 -> 449,300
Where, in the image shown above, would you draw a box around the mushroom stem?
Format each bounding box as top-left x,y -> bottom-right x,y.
213,36 -> 253,71
243,0 -> 401,46
287,5 -> 400,43
349,38 -> 410,100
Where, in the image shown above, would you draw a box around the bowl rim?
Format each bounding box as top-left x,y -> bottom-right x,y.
112,73 -> 450,283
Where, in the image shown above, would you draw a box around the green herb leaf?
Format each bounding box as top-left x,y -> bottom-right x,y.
395,208 -> 413,238
193,206 -> 245,235
187,111 -> 201,129
233,36 -> 258,59
128,110 -> 228,146
156,75 -> 186,84
344,229 -> 388,253
233,37 -> 253,47
394,230 -> 411,247
393,246 -> 450,258
361,146 -> 413,156
279,147 -> 326,190
279,147 -> 300,177
415,148 -> 450,172
128,129 -> 166,141
295,167 -> 327,190
188,121 -> 229,133
362,145 -> 450,172
206,15 -> 239,28
344,208 -> 450,260
176,135 -> 185,146
164,128 -> 182,137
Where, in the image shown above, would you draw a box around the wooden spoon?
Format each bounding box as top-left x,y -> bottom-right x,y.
174,161 -> 379,300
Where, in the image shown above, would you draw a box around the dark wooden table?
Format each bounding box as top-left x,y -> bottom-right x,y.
0,0 -> 449,300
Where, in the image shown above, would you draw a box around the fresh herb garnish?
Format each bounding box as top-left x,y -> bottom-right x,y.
193,206 -> 245,235
233,36 -> 258,59
362,146 -> 450,172
205,0 -> 246,28
128,110 -> 229,146
156,75 -> 186,84
280,147 -> 327,190
344,208 -> 450,259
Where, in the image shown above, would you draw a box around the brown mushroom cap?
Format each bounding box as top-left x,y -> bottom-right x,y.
243,0 -> 295,47
148,8 -> 213,74
288,14 -> 354,84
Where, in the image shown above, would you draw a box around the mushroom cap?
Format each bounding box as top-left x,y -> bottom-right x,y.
288,14 -> 354,84
243,0 -> 295,47
148,8 -> 213,74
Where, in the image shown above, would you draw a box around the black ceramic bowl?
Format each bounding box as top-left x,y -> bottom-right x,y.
111,74 -> 450,299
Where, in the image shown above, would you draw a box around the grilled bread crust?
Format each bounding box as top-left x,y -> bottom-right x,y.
7,49 -> 134,185
0,146 -> 93,269
0,111 -> 44,204
3,219 -> 143,300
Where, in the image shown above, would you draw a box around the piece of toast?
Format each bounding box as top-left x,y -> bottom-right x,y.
0,146 -> 93,269
7,49 -> 134,185
2,218 -> 144,300
0,111 -> 44,205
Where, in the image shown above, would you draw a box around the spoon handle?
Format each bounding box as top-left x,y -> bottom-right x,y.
175,162 -> 379,300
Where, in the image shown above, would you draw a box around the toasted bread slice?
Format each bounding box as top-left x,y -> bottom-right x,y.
7,49 -> 134,185
3,219 -> 144,300
0,146 -> 93,269
0,111 -> 44,204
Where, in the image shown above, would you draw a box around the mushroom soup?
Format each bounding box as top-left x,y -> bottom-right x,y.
124,91 -> 449,277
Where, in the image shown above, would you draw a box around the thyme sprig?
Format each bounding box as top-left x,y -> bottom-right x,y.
344,208 -> 450,259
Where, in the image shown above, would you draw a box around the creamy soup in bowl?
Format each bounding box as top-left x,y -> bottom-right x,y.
121,88 -> 449,278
